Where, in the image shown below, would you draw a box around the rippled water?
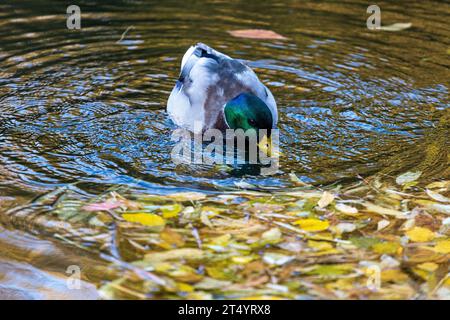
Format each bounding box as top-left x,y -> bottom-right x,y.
0,0 -> 449,298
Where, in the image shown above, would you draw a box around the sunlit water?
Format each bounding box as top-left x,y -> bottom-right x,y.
0,0 -> 449,298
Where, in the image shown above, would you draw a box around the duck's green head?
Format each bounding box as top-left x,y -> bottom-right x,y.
224,93 -> 273,133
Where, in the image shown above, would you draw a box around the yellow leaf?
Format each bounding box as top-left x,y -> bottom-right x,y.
381,269 -> 409,282
145,248 -> 204,262
122,213 -> 165,227
210,234 -> 232,246
177,282 -> 194,292
317,191 -> 335,208
417,262 -> 439,272
372,242 -> 401,255
293,218 -> 330,232
307,240 -> 333,251
434,240 -> 450,254
405,227 -> 435,242
160,203 -> 183,218
231,256 -> 255,264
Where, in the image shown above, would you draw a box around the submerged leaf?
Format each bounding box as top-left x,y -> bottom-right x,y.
144,248 -> 204,262
396,171 -> 422,185
363,202 -> 405,218
160,203 -> 183,218
426,189 -> 450,203
263,252 -> 294,266
335,203 -> 358,214
405,227 -> 435,242
433,240 -> 450,254
317,191 -> 335,208
122,213 -> 165,227
293,218 -> 330,232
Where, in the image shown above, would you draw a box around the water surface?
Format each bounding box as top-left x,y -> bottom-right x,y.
0,0 -> 449,298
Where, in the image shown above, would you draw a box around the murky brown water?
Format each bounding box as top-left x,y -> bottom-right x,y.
0,0 -> 449,298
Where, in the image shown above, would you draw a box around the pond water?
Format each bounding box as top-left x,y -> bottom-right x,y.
0,0 -> 449,298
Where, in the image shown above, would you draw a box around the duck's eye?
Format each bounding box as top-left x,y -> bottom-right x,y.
248,118 -> 257,126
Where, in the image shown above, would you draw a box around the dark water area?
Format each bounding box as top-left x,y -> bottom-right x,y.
0,0 -> 449,298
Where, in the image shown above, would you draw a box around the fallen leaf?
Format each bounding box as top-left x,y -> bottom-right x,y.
228,29 -> 287,40
377,219 -> 390,231
405,227 -> 435,242
417,262 -> 439,272
334,223 -> 357,234
335,203 -> 358,214
293,218 -> 330,232
122,213 -> 165,227
363,202 -> 405,218
161,203 -> 183,218
167,192 -> 207,201
263,252 -> 294,266
433,240 -> 450,254
381,269 -> 409,282
426,189 -> 450,203
308,240 -> 334,251
317,191 -> 335,208
380,22 -> 412,32
261,227 -> 282,243
396,171 -> 421,185
144,248 -> 204,262
372,241 -> 401,255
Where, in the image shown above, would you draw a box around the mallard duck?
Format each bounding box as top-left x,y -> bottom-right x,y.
167,43 -> 278,134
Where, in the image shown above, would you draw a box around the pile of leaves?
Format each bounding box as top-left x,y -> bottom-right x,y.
11,172 -> 450,300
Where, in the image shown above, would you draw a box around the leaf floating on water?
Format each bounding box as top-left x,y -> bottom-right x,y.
426,189 -> 450,203
380,22 -> 412,32
405,227 -> 435,242
122,213 -> 165,228
317,191 -> 335,208
396,171 -> 422,185
228,29 -> 287,40
293,218 -> 330,232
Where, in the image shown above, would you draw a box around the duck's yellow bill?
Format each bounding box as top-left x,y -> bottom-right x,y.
258,135 -> 282,158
